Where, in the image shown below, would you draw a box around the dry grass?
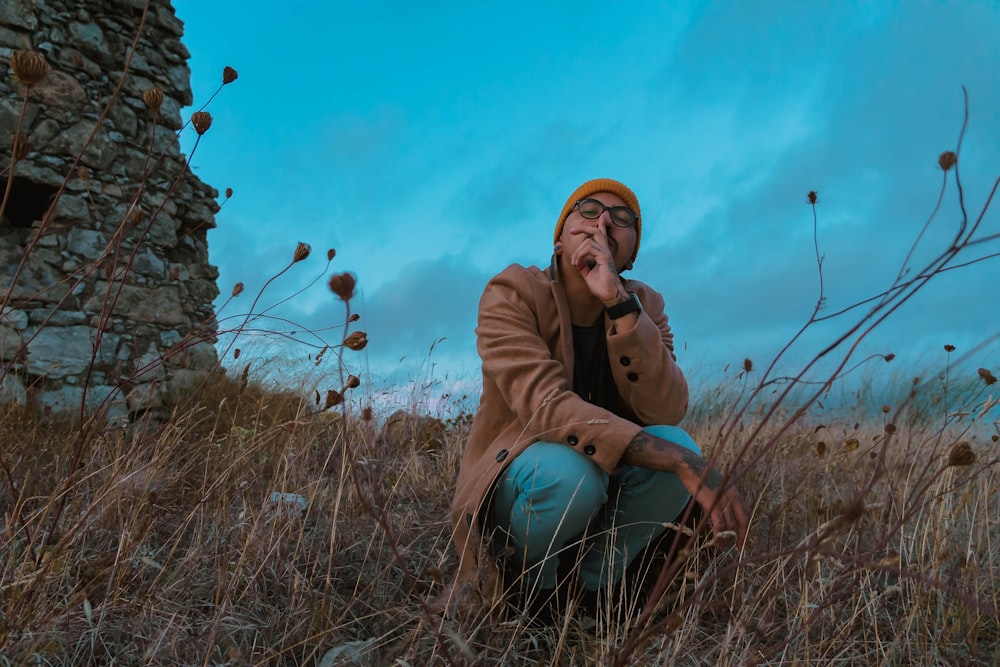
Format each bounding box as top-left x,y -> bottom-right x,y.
1,368 -> 996,666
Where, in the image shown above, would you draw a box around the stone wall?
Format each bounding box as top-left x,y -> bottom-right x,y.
0,0 -> 220,421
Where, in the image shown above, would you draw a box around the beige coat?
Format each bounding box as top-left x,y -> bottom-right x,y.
449,259 -> 689,599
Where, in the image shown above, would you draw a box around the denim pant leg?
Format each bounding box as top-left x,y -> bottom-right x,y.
491,441 -> 609,589
578,424 -> 701,590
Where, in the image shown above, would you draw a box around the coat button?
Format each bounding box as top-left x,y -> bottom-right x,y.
495,449 -> 508,462
583,444 -> 596,456
567,435 -> 579,446
619,356 -> 631,366
627,372 -> 639,381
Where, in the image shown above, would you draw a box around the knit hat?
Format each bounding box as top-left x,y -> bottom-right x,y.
554,178 -> 642,262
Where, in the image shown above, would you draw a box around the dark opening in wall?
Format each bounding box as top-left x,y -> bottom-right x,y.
1,178 -> 57,229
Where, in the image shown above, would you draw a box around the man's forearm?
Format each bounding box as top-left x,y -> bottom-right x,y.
622,431 -> 724,491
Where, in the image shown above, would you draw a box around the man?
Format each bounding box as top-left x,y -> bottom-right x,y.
449,178 -> 748,618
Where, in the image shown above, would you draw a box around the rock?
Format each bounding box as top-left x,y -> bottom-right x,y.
25,325 -> 119,378
0,326 -> 24,362
84,283 -> 186,325
0,374 -> 27,405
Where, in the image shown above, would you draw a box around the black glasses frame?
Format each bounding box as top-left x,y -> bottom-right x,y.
573,198 -> 638,228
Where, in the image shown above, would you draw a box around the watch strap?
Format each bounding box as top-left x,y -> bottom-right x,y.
606,293 -> 642,320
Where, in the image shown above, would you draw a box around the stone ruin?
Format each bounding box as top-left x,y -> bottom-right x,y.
0,0 -> 221,422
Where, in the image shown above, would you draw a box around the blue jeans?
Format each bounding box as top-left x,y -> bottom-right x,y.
490,425 -> 698,591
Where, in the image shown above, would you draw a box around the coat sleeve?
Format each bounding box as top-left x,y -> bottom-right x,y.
476,267 -> 645,473
605,283 -> 689,426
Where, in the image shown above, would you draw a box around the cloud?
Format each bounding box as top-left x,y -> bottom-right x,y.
358,255 -> 490,383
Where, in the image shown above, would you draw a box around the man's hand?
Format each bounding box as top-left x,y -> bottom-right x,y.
624,430 -> 749,550
568,218 -> 628,306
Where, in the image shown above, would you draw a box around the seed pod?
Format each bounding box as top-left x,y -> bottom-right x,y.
947,441 -> 975,467
191,111 -> 213,135
127,206 -> 146,226
232,282 -> 244,297
344,331 -> 368,351
225,187 -> 233,199
11,50 -> 49,87
222,65 -> 239,84
345,375 -> 361,389
978,368 -> 997,386
10,131 -> 30,160
293,242 -> 311,263
327,248 -> 336,261
328,272 -> 356,301
143,87 -> 164,113
807,190 -> 818,204
324,389 -> 344,409
938,151 -> 957,171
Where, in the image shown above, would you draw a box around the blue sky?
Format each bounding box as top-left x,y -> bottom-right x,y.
173,1 -> 1000,409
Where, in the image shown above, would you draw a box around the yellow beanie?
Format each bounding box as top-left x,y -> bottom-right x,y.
554,178 -> 642,262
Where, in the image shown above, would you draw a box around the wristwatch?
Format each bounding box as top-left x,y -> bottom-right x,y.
606,293 -> 642,319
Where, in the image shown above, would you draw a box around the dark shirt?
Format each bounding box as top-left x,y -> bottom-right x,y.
572,322 -> 623,415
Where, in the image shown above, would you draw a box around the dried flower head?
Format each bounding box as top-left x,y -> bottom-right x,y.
349,313 -> 360,322
884,423 -> 896,435
234,348 -> 241,359
743,358 -> 753,373
842,497 -> 865,523
324,389 -> 344,409
816,441 -> 826,458
361,405 -> 373,421
127,205 -> 146,226
328,272 -> 356,301
344,331 -> 368,351
881,404 -> 890,414
884,353 -> 895,362
345,375 -> 361,389
327,248 -> 336,261
938,151 -> 957,171
947,441 -> 975,467
232,282 -> 244,297
10,131 -> 30,160
143,87 -> 164,113
978,368 -> 997,385
293,242 -> 311,263
222,65 -> 239,84
11,50 -> 49,86
807,190 -> 818,205
191,111 -> 213,135
944,344 -> 955,352
225,187 -> 233,199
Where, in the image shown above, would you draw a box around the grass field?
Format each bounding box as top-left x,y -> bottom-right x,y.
0,363 -> 996,665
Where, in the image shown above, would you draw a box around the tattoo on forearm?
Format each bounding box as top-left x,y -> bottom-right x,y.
627,431 -> 724,490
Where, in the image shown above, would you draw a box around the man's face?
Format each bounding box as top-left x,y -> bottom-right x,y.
558,191 -> 638,272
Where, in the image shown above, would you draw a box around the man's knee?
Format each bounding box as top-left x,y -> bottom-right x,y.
642,424 -> 701,455
503,441 -> 608,520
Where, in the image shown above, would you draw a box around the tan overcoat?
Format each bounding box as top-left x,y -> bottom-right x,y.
449,258 -> 689,600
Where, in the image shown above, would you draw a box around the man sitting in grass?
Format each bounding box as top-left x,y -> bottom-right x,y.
449,178 -> 749,621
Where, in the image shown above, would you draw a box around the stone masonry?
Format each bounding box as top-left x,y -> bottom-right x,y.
0,0 -> 220,421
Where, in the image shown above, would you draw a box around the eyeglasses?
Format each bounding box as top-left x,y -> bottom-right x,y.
573,198 -> 638,229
